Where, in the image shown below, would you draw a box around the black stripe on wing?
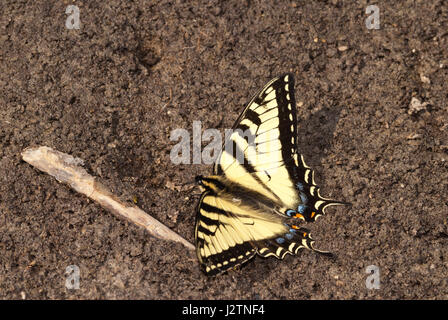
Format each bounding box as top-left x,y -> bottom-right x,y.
285,155 -> 351,222
268,74 -> 300,184
198,239 -> 256,276
195,193 -> 257,276
255,224 -> 331,259
214,74 -> 299,175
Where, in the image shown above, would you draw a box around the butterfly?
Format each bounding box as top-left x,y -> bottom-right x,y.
194,74 -> 349,276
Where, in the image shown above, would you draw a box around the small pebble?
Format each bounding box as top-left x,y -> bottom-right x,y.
407,133 -> 422,140
420,74 -> 430,84
408,97 -> 428,115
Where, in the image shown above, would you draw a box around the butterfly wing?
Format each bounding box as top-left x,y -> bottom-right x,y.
195,74 -> 348,276
214,74 -> 344,221
195,190 -> 320,276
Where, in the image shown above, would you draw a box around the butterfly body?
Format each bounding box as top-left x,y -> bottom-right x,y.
195,74 -> 348,276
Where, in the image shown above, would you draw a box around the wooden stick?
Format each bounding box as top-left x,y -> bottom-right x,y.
21,146 -> 195,251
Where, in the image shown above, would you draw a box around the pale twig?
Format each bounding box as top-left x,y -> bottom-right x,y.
21,146 -> 195,251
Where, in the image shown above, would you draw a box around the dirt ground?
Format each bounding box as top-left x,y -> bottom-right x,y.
0,0 -> 447,299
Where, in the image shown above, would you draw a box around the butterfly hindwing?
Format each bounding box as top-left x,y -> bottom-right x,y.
195,189 -> 324,276
195,192 -> 257,275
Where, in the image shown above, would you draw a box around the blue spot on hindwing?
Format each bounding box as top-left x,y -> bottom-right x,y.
300,193 -> 308,204
285,233 -> 294,240
297,204 -> 307,214
286,209 -> 296,217
276,237 -> 285,244
296,182 -> 304,191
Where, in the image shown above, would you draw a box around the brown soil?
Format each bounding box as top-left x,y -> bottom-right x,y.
0,0 -> 447,299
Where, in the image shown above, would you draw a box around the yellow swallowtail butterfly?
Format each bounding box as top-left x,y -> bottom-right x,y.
195,74 -> 349,276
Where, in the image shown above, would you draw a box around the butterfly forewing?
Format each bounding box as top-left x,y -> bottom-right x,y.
214,74 -> 305,210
